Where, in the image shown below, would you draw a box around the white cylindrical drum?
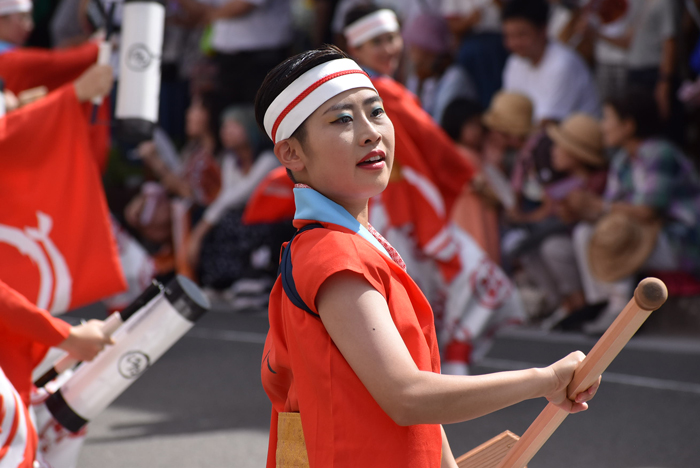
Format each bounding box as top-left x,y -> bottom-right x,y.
115,0 -> 165,143
0,366 -> 31,468
45,276 -> 209,433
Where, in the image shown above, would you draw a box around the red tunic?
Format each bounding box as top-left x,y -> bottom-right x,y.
0,280 -> 70,407
0,43 -> 98,94
262,221 -> 442,468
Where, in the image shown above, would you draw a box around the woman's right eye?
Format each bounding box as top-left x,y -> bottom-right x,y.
333,115 -> 352,124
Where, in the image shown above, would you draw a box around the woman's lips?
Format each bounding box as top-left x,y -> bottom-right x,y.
357,150 -> 386,170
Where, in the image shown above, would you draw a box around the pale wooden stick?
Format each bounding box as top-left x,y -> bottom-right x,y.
494,277 -> 668,468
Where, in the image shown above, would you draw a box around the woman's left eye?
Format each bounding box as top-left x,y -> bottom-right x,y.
371,107 -> 385,117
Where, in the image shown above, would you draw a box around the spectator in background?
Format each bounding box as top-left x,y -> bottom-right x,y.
441,98 -> 501,263
403,12 -> 477,124
442,0 -> 507,108
174,0 -> 292,109
188,105 -> 285,301
568,89 -> 700,334
441,98 -> 486,154
540,112 -> 608,327
501,0 -> 600,125
482,91 -> 585,322
136,93 -> 221,206
626,0 -> 682,143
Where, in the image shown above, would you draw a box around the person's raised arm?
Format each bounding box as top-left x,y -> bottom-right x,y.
316,271 -> 599,426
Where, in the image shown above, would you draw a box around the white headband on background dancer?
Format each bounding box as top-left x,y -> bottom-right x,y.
263,58 -> 377,144
343,9 -> 400,48
0,0 -> 31,16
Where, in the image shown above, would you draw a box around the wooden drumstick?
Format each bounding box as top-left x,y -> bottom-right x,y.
494,277 -> 668,468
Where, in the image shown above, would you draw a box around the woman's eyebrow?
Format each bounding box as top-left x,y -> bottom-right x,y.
323,103 -> 354,115
322,96 -> 384,115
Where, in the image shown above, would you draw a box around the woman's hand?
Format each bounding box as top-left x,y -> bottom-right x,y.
73,64 -> 114,103
564,189 -> 604,222
545,351 -> 601,413
59,319 -> 115,362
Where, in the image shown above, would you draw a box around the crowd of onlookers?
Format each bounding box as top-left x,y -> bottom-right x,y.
6,0 -> 700,334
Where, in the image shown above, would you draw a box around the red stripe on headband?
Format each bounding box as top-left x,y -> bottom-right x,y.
271,69 -> 370,142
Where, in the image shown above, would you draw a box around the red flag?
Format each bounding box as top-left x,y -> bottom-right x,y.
0,84 -> 126,313
0,42 -> 110,173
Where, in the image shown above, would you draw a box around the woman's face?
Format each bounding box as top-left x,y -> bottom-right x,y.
459,118 -> 485,152
186,98 -> 210,138
350,31 -> 403,77
286,88 -> 395,206
0,12 -> 34,45
601,104 -> 634,148
551,142 -> 577,173
220,118 -> 248,150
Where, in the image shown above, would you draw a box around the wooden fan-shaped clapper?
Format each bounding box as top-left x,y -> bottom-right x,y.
455,277 -> 668,468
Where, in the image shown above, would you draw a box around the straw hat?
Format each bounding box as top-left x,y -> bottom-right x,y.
546,113 -> 605,167
482,91 -> 534,137
588,212 -> 661,282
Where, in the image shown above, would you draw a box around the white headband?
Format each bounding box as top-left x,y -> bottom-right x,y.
0,0 -> 31,15
344,9 -> 399,48
263,58 -> 377,143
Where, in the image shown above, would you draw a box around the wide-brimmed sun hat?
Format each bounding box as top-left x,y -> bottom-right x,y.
588,212 -> 661,282
482,91 -> 533,137
546,113 -> 605,167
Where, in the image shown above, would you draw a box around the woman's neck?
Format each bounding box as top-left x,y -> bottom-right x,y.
300,184 -> 370,227
196,133 -> 215,153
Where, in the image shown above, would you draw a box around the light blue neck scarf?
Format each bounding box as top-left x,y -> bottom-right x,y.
293,187 -> 391,260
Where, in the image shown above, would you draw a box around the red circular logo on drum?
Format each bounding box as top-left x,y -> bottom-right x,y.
469,258 -> 511,309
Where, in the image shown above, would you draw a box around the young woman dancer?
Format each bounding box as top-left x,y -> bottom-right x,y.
257,46 -> 600,468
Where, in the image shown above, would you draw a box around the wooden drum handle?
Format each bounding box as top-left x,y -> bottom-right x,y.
495,278 -> 668,468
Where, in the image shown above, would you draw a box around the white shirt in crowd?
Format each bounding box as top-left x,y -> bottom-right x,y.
440,0 -> 501,33
203,150 -> 279,224
204,0 -> 292,54
627,0 -> 678,70
503,41 -> 601,122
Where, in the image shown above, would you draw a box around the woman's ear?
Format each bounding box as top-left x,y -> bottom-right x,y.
274,139 -> 306,173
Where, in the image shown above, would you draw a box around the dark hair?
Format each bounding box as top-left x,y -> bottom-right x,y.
501,0 -> 550,29
254,45 -> 350,181
344,4 -> 383,29
440,99 -> 484,142
605,88 -> 661,140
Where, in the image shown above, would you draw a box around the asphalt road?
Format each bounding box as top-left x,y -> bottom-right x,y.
64,306 -> 700,468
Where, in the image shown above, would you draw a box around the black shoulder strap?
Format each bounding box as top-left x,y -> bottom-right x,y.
279,223 -> 324,317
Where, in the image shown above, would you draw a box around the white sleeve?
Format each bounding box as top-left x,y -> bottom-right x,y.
502,56 -> 517,90
535,57 -> 593,121
203,152 -> 279,224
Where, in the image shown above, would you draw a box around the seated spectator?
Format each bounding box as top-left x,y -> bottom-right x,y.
483,91 -> 585,321
137,93 -> 221,206
189,106 -> 290,306
440,98 -> 500,262
442,0 -> 507,108
403,12 -> 477,125
568,89 -> 700,333
501,0 -> 600,125
441,98 -> 486,154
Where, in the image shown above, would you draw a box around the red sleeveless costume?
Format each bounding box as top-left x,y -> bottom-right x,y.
261,220 -> 442,468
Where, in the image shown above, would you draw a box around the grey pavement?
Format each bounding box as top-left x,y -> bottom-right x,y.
64,304 -> 700,468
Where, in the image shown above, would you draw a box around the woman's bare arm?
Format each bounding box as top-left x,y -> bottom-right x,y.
316,272 -> 599,427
